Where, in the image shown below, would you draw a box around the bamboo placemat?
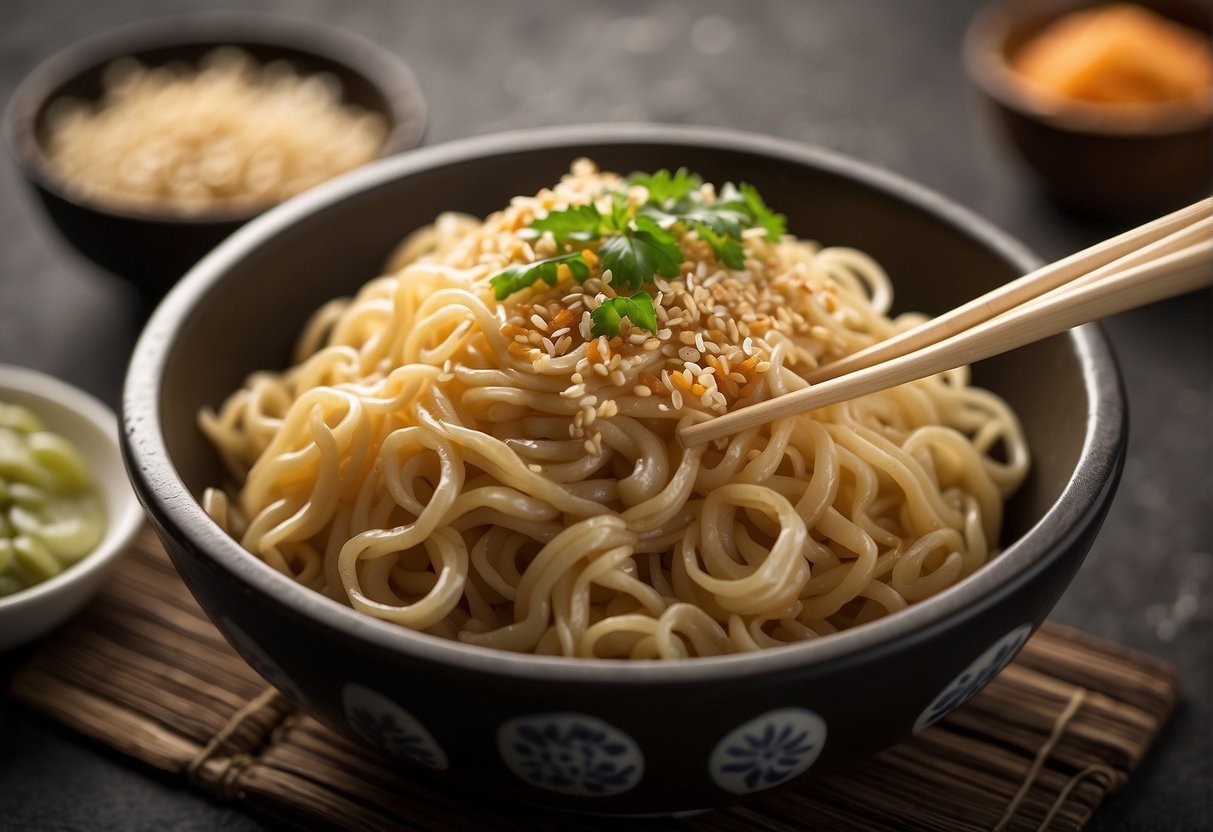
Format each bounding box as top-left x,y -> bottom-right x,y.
9,529 -> 1179,832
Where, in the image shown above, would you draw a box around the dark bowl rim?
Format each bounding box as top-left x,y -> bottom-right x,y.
2,8 -> 428,226
963,0 -> 1213,137
122,122 -> 1127,685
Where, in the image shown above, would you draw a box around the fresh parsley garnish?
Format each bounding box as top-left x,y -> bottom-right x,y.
628,168 -> 702,206
489,250 -> 591,301
590,292 -> 657,338
720,182 -> 787,240
597,215 -> 683,292
489,168 -> 787,337
525,203 -> 604,244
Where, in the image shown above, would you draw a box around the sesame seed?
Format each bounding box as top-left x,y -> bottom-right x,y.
530,314 -> 549,332
633,385 -> 652,397
671,390 -> 684,410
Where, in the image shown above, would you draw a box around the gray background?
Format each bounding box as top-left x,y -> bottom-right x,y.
0,1 -> 1208,829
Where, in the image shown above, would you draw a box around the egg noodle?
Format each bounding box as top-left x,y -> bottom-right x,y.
200,161 -> 1028,659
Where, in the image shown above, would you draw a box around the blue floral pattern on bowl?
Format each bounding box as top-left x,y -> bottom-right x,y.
219,615 -> 307,707
342,684 -> 448,770
913,622 -> 1033,734
709,707 -> 827,795
498,713 -> 643,796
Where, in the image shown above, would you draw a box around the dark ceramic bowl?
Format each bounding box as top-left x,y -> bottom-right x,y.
4,11 -> 427,299
122,125 -> 1126,815
965,0 -> 1212,221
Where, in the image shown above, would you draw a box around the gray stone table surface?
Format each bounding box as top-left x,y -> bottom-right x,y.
0,1 -> 1208,829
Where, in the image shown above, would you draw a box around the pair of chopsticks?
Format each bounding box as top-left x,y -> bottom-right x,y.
679,198 -> 1213,448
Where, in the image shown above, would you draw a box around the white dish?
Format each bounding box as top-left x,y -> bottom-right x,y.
0,364 -> 144,651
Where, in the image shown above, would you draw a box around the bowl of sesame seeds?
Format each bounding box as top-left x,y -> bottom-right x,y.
121,123 -> 1124,814
5,10 -> 426,298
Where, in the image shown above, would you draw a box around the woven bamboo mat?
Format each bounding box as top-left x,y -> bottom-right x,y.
9,529 -> 1179,832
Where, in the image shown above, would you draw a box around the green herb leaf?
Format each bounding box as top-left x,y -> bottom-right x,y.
526,204 -> 604,245
489,251 -> 591,300
628,168 -> 703,207
718,182 -> 787,241
590,292 -> 658,337
598,215 -> 683,291
691,221 -> 746,270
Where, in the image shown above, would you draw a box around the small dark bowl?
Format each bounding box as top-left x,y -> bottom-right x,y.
965,0 -> 1212,221
122,125 -> 1126,815
4,11 -> 427,299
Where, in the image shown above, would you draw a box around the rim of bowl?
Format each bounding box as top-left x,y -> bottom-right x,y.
0,364 -> 145,616
963,0 -> 1213,137
123,123 -> 1126,684
2,9 -> 428,226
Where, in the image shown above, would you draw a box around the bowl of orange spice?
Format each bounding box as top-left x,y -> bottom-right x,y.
965,0 -> 1211,220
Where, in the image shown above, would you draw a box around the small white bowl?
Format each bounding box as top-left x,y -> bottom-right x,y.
0,364 -> 144,651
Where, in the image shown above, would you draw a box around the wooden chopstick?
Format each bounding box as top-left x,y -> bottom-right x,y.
679,212 -> 1212,448
804,197 -> 1213,385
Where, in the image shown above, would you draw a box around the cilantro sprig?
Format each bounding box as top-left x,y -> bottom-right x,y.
590,292 -> 658,338
489,251 -> 592,300
489,168 -> 787,337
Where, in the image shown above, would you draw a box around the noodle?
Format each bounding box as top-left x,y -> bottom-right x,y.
199,161 -> 1029,659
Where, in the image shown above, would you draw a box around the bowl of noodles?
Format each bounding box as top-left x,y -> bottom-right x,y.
122,124 -> 1126,814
